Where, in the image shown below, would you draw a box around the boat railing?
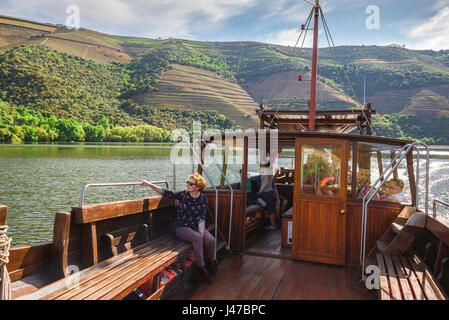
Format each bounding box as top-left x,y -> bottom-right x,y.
79,181 -> 169,206
176,136 -> 221,254
433,199 -> 449,218
360,141 -> 430,280
200,139 -> 233,251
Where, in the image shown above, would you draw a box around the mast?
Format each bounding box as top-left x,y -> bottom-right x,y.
309,0 -> 319,131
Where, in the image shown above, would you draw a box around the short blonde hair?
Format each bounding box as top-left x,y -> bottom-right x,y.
189,173 -> 207,190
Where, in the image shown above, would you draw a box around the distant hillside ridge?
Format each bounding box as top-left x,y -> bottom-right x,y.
1,15 -> 449,142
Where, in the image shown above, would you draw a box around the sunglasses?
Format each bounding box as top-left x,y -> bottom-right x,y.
186,181 -> 197,186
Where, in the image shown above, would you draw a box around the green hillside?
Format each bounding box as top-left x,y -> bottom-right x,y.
1,15 -> 449,143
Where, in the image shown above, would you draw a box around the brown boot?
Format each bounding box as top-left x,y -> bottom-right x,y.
196,266 -> 213,285
207,260 -> 218,276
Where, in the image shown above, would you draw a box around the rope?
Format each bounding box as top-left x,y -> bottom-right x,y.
318,6 -> 375,135
265,6 -> 314,128
0,225 -> 12,300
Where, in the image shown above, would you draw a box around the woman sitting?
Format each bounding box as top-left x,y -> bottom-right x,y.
140,173 -> 217,284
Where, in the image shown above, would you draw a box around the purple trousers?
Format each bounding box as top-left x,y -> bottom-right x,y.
175,227 -> 216,267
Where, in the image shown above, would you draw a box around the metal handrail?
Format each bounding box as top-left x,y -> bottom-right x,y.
177,136 -> 220,254
200,139 -> 233,251
80,181 -> 169,206
433,199 -> 449,218
360,141 -> 430,280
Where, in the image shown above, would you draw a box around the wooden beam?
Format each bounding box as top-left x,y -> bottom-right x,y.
390,151 -> 399,180
273,119 -> 365,125
7,243 -> 52,281
351,141 -> 358,199
259,104 -> 265,129
426,216 -> 449,247
81,222 -> 98,268
51,212 -> 71,279
71,196 -> 174,224
406,152 -> 417,207
260,109 -> 376,115
0,204 -> 7,225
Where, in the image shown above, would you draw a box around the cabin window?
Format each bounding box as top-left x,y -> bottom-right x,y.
202,139 -> 243,190
356,142 -> 411,204
300,144 -> 342,197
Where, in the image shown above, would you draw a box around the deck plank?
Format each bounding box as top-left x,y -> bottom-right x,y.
400,256 -> 426,300
192,254 -> 376,300
407,255 -> 440,300
384,255 -> 402,300
392,255 -> 415,300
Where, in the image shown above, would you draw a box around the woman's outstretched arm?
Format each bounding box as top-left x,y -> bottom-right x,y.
140,180 -> 163,194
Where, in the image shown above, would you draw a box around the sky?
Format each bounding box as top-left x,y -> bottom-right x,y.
1,0 -> 449,50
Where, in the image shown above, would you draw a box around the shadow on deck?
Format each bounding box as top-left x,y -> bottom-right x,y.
189,254 -> 376,300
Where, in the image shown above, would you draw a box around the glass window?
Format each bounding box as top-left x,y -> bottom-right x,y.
202,140 -> 244,190
356,142 -> 411,204
348,142 -> 353,197
300,144 -> 342,197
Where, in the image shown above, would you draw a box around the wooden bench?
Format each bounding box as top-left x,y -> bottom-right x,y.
18,233 -> 192,300
376,253 -> 448,300
15,196 -> 196,300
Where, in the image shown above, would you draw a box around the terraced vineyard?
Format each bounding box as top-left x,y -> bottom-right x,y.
132,64 -> 259,128
1,14 -> 449,142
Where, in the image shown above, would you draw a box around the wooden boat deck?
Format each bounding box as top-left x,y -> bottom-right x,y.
245,227 -> 291,257
190,254 -> 376,300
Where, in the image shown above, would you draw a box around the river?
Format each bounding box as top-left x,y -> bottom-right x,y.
1,143 -> 449,246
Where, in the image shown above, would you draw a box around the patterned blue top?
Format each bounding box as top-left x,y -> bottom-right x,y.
161,189 -> 208,231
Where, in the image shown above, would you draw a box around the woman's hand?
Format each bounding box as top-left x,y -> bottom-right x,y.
140,180 -> 150,187
140,180 -> 163,195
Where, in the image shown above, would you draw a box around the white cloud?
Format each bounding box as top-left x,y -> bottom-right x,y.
0,0 -> 257,39
407,6 -> 449,50
262,27 -> 326,47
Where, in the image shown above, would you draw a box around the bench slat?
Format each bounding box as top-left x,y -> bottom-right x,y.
76,241 -> 190,300
16,236 -> 163,300
384,255 -> 402,300
95,242 -> 192,300
409,254 -> 447,300
40,234 -> 175,300
54,237 -> 183,300
400,256 -> 426,300
392,256 -> 414,300
407,255 -> 439,300
376,253 -> 391,300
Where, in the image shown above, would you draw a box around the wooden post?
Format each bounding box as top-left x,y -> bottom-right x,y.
351,142 -> 358,199
0,205 -> 6,225
259,104 -> 265,129
309,4 -> 319,131
221,141 -> 228,186
406,152 -> 417,207
390,151 -> 399,180
198,140 -> 206,175
81,222 -> 98,268
365,103 -> 373,136
242,136 -> 249,250
51,212 -> 71,278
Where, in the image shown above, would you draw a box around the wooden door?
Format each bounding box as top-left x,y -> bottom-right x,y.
292,138 -> 348,265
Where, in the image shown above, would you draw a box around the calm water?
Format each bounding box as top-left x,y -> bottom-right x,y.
1,143 -> 449,246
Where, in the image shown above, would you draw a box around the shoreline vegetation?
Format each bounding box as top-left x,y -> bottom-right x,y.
1,44 -> 448,144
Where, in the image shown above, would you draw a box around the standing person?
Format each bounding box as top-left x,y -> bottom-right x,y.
240,169 -> 259,206
140,173 -> 217,284
257,160 -> 278,231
